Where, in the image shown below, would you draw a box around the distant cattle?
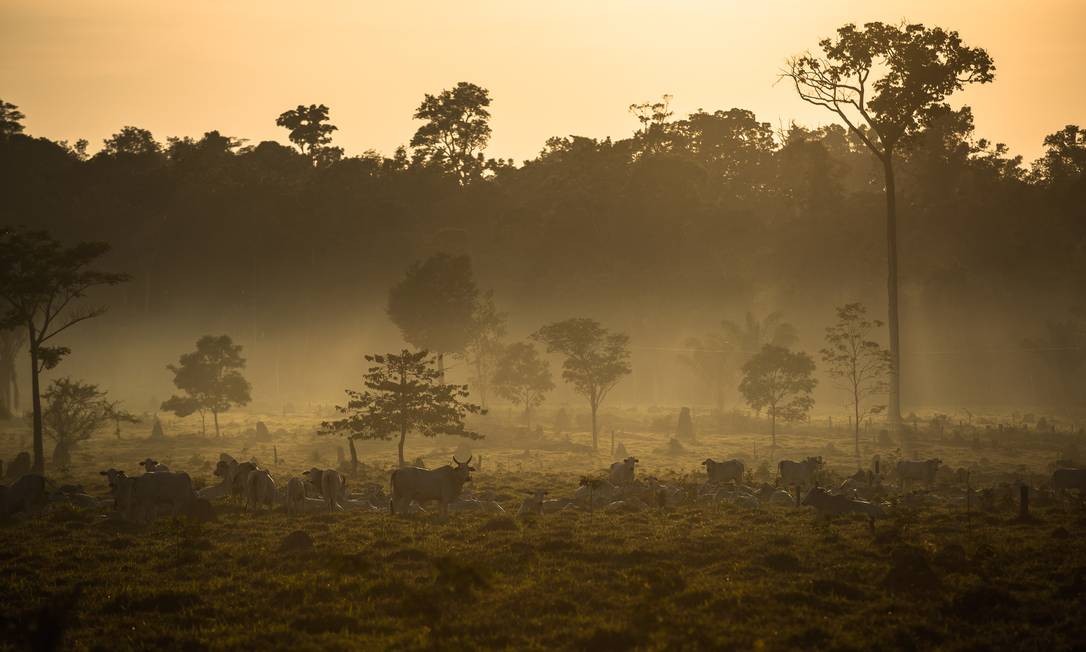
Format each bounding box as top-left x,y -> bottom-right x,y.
101,468 -> 194,521
1,473 -> 46,517
304,468 -> 347,512
779,457 -> 823,487
896,459 -> 941,488
246,469 -> 278,511
702,458 -> 744,484
390,457 -> 474,516
214,457 -> 259,502
610,457 -> 639,485
139,458 -> 169,473
517,490 -> 548,518
285,477 -> 306,514
803,487 -> 885,527
1053,468 -> 1086,493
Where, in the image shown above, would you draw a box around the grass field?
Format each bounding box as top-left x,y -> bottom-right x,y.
1,410 -> 1085,650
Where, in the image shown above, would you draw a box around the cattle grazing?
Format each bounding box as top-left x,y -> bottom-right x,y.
390,456 -> 474,516
303,468 -> 347,512
1053,468 -> 1086,494
1,473 -> 47,517
896,459 -> 941,488
702,458 -> 744,484
245,469 -> 278,511
803,487 -> 885,529
517,490 -> 548,518
609,457 -> 639,485
779,457 -> 823,487
285,477 -> 306,514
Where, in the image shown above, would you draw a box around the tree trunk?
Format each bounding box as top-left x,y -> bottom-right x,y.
770,410 -> 776,449
0,360 -> 11,416
29,338 -> 44,474
883,154 -> 902,434
853,400 -> 861,460
200,411 -> 206,437
398,423 -> 407,467
212,409 -> 220,437
590,399 -> 599,451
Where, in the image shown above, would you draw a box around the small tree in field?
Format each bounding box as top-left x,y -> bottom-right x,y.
739,345 -> 817,448
820,303 -> 891,458
161,335 -> 251,437
534,319 -> 631,451
492,342 -> 554,431
0,227 -> 129,473
41,377 -> 137,468
323,350 -> 483,467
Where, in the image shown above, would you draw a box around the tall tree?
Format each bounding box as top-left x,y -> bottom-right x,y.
533,318 -> 631,451
0,99 -> 26,139
0,227 -> 128,473
785,22 -> 995,432
462,291 -> 506,409
387,253 -> 479,381
492,342 -> 554,431
100,126 -> 161,156
739,344 -> 817,448
161,335 -> 252,437
41,377 -> 136,469
820,303 -> 891,457
410,82 -> 492,184
323,350 -> 483,467
275,104 -> 340,163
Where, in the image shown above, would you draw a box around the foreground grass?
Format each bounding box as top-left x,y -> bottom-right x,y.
2,482 -> 1085,651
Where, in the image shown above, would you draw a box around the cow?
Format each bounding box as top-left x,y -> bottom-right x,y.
1053,468 -> 1086,494
778,457 -> 823,488
896,459 -> 941,489
517,490 -> 548,518
303,468 -> 347,512
802,487 -> 885,529
609,457 -> 639,485
1,473 -> 46,517
390,456 -> 474,516
139,458 -> 169,473
702,458 -> 744,484
214,457 -> 259,502
285,477 -> 306,515
101,468 -> 195,521
245,469 -> 278,511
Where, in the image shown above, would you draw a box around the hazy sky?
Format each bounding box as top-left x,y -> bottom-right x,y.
2,1 -> 1082,163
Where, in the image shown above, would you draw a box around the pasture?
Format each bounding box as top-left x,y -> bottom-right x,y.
2,409 -> 1085,650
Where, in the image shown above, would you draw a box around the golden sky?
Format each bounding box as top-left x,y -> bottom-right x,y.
2,0 -> 1082,163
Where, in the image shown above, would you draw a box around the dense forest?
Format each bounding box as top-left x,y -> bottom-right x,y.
0,89 -> 1083,413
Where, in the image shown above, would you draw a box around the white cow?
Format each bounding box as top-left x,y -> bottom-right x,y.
246,469 -> 278,511
609,457 -> 639,485
518,490 -> 548,517
702,458 -> 744,484
285,477 -> 306,514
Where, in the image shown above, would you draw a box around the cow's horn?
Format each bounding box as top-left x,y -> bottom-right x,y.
453,456 -> 462,464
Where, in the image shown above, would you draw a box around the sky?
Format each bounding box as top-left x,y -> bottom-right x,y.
1,0 -> 1083,164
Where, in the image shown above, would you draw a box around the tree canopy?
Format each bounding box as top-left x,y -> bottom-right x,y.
161,335 -> 252,437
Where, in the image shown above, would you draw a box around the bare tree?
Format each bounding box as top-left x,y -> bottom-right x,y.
784,22 -> 994,432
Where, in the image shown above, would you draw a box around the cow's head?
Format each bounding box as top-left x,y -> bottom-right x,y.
701,459 -> 717,467
806,456 -> 824,469
139,458 -> 158,471
214,459 -> 236,478
303,468 -> 324,485
801,486 -> 828,506
99,468 -> 126,487
625,457 -> 639,467
452,456 -> 475,481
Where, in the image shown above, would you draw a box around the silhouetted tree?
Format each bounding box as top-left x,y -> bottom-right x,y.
387,253 -> 479,381
820,303 -> 891,457
100,126 -> 161,157
534,319 -> 631,450
493,342 -> 553,431
276,104 -> 340,164
739,344 -> 817,447
323,349 -> 483,467
41,377 -> 136,468
411,82 -> 492,184
0,99 -> 25,139
785,22 -> 995,432
161,335 -> 252,437
0,227 -> 128,473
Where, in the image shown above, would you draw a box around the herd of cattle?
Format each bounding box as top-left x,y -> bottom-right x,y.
2,450 -> 1086,527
